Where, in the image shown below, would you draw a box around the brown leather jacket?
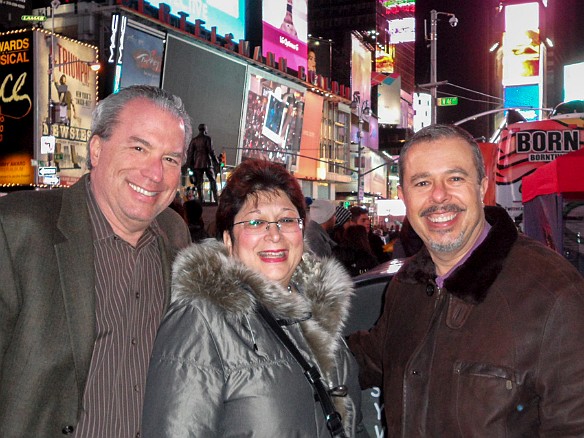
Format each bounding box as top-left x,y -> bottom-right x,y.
348,206 -> 584,437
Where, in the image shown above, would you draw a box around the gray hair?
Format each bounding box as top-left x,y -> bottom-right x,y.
86,85 -> 192,169
398,124 -> 486,186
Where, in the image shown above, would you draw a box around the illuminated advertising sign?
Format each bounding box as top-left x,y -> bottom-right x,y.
378,75 -> 401,125
307,39 -> 332,79
502,2 -> 541,86
376,46 -> 395,73
0,29 -> 34,185
504,84 -> 540,121
160,0 -> 245,40
262,0 -> 308,71
241,72 -> 305,169
351,34 -> 372,129
37,30 -> 98,186
413,92 -> 431,132
118,24 -> 165,90
381,0 -> 415,15
564,62 -> 584,101
388,17 -> 415,44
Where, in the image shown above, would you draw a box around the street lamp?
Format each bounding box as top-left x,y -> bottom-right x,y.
426,9 -> 458,124
351,91 -> 370,202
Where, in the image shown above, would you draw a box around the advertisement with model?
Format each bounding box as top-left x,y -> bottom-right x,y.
37,29 -> 98,186
262,0 -> 308,72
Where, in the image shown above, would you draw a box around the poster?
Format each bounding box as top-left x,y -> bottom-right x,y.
118,24 -> 164,90
0,29 -> 35,185
36,30 -> 98,186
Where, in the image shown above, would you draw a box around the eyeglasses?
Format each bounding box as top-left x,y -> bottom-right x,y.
232,218 -> 304,235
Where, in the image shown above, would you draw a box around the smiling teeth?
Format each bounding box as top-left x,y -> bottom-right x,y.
259,251 -> 286,258
130,183 -> 156,197
428,213 -> 456,223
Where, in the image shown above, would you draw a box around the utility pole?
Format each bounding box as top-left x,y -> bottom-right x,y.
430,9 -> 437,124
425,9 -> 458,125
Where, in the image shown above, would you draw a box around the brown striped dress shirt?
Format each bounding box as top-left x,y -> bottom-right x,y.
74,182 -> 166,438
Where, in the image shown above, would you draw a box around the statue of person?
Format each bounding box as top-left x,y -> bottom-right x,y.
186,124 -> 219,203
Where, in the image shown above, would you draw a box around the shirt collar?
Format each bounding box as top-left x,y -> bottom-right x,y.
85,175 -> 161,244
436,221 -> 492,288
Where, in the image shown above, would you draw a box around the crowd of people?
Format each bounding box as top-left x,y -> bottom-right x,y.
1,85 -> 583,437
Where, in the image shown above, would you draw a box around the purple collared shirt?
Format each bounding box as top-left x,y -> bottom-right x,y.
436,221 -> 492,288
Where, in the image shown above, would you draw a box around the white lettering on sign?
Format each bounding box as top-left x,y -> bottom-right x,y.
279,36 -> 299,51
108,14 -> 119,63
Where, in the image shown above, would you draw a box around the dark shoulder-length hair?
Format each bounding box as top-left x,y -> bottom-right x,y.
215,158 -> 307,238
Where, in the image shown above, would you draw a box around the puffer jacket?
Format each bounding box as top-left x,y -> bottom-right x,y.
142,238 -> 365,437
348,206 -> 584,437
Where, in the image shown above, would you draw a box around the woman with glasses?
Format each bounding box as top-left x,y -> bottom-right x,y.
142,158 -> 364,437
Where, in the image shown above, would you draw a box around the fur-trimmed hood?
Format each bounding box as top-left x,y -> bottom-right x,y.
396,206 -> 518,305
171,238 -> 354,377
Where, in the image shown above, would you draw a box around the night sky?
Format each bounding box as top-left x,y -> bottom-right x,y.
414,0 -> 584,140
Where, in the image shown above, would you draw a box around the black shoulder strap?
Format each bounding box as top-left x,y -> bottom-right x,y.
256,304 -> 348,438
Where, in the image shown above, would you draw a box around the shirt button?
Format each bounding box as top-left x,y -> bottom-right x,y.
135,292 -> 140,299
412,370 -> 420,375
134,384 -> 139,392
426,284 -> 434,296
131,337 -> 137,345
62,425 -> 75,434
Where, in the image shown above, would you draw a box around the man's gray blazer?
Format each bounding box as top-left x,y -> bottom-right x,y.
0,174 -> 190,436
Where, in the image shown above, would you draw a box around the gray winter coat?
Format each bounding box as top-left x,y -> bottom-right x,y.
142,239 -> 364,437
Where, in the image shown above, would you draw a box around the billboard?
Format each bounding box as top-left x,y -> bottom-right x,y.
378,75 -> 401,125
0,29 -> 34,185
307,38 -> 332,79
37,30 -> 98,186
351,34 -> 372,109
240,71 -> 305,169
502,2 -> 540,87
564,62 -> 584,101
504,84 -> 540,121
495,119 -> 584,226
158,0 -> 245,40
117,24 -> 165,91
262,0 -> 308,72
388,17 -> 415,44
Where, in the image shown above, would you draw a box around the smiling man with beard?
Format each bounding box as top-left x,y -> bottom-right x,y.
348,124 -> 584,437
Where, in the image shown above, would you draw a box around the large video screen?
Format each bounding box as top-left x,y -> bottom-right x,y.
262,0 -> 308,71
502,2 -> 540,87
160,0 -> 245,40
241,72 -> 305,169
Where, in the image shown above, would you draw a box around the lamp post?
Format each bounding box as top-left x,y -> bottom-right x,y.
351,91 -> 370,202
427,9 -> 458,124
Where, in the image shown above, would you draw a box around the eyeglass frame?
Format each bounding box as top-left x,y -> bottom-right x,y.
232,217 -> 304,234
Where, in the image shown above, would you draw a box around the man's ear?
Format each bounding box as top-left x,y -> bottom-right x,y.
397,185 -> 404,200
89,136 -> 102,168
480,177 -> 488,203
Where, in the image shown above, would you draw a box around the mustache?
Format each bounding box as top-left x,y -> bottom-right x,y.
420,204 -> 465,217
